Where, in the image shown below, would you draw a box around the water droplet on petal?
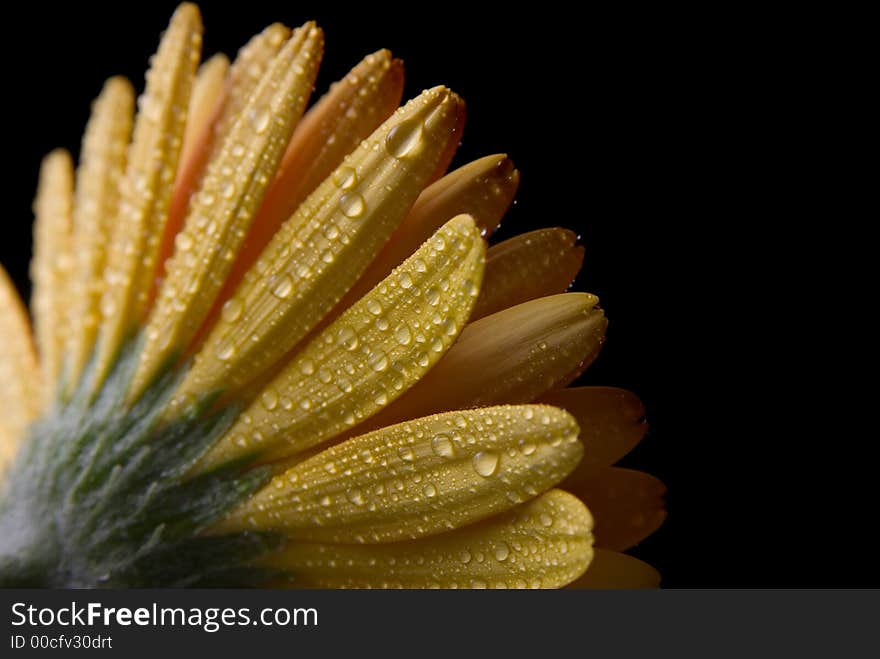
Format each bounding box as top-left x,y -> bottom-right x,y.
473,451 -> 499,477
431,434 -> 455,458
385,118 -> 424,158
221,298 -> 243,322
272,274 -> 294,299
340,192 -> 365,218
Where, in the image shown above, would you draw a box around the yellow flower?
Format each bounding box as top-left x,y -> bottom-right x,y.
0,3 -> 663,588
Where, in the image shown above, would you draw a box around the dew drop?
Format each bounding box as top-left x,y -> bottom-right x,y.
337,326 -> 359,351
431,434 -> 455,458
332,166 -> 358,190
366,299 -> 383,315
459,550 -> 472,564
339,192 -> 365,218
299,358 -> 316,375
397,447 -> 415,462
398,272 -> 413,289
215,341 -> 236,362
175,232 -> 193,251
272,274 -> 294,299
423,483 -> 437,498
260,389 -> 278,411
369,350 -> 389,372
221,181 -> 237,199
473,451 -> 499,477
385,118 -> 424,158
395,324 -> 412,345
347,488 -> 365,506
494,542 -> 510,561
250,108 -> 271,134
221,298 -> 243,323
521,442 -> 537,456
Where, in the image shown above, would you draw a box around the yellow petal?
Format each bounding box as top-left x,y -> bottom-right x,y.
0,266 -> 39,472
213,23 -> 292,150
567,467 -> 666,551
540,387 -> 647,472
472,227 -> 584,320
211,405 -> 583,544
30,149 -> 74,401
263,490 -> 593,589
311,154 -> 518,335
66,77 -> 135,387
567,548 -> 660,589
356,293 -> 607,434
158,24 -> 291,290
179,53 -> 229,172
201,51 -> 405,338
92,3 -> 202,389
198,215 -> 485,468
131,23 -> 324,398
176,86 -> 466,402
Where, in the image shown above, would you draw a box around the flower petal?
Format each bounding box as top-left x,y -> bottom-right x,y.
312,154 -> 518,334
0,266 -> 39,471
199,215 -> 485,468
229,50 -> 404,294
539,387 -> 647,471
355,293 -> 607,433
30,149 -> 74,400
566,549 -> 660,588
471,227 -> 584,320
211,405 -> 583,544
132,23 -> 324,397
66,77 -> 135,387
262,490 -> 593,589
92,3 -> 202,388
176,86 -> 466,402
178,53 -> 229,173
158,24 -> 291,293
567,467 -> 666,551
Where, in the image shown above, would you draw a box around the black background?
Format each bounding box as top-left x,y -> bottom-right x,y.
0,2 -> 868,587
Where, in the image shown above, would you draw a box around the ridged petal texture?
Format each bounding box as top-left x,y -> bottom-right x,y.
264,490 -> 593,589
0,267 -> 39,470
132,23 -> 325,396
199,214 -> 485,468
173,86 -> 465,404
212,405 -> 583,544
92,4 -> 202,391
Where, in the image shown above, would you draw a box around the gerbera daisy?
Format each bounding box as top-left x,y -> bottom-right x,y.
0,3 -> 664,588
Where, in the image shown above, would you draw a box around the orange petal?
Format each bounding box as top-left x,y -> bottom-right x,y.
0,266 -> 40,471
29,149 -> 74,401
539,387 -> 647,471
566,467 -> 666,551
353,293 -> 607,434
472,227 -> 584,320
567,548 -> 660,588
